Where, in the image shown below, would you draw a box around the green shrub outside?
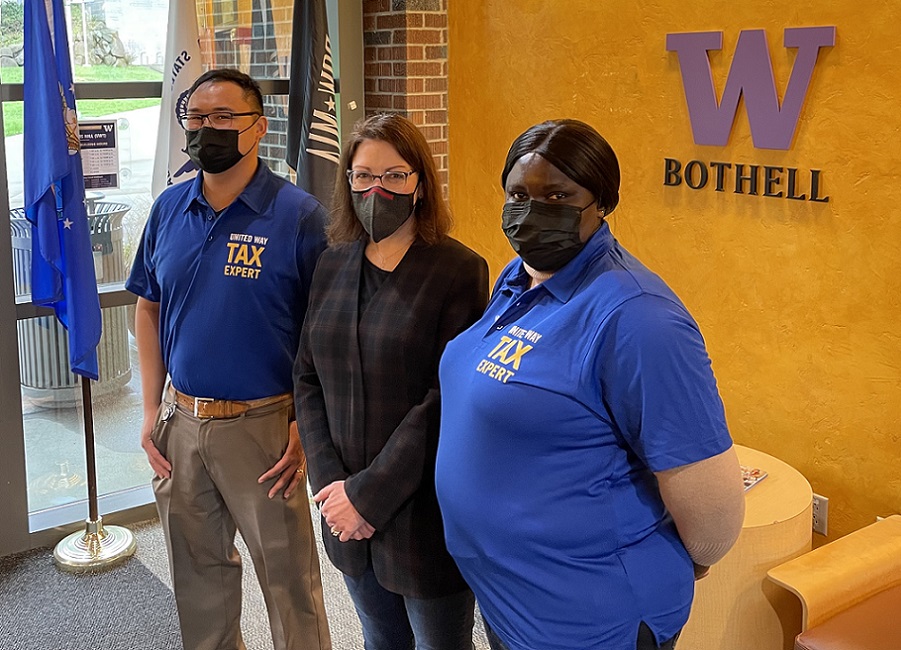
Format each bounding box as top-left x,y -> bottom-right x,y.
0,1 -> 23,49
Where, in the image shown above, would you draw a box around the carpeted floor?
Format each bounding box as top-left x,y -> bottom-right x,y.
0,507 -> 490,650
0,544 -> 182,650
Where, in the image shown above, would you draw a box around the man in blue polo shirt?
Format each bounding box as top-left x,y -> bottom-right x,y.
127,69 -> 330,650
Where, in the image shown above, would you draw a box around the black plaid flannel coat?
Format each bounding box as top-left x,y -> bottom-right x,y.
294,236 -> 489,598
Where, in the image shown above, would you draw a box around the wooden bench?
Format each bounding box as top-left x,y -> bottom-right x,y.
767,515 -> 901,650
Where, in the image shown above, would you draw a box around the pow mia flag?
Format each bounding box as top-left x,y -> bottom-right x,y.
286,0 -> 340,205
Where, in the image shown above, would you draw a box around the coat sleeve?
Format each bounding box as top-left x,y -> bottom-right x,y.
344,251 -> 489,529
293,266 -> 351,494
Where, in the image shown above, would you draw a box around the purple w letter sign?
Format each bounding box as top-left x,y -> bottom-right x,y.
667,27 -> 835,150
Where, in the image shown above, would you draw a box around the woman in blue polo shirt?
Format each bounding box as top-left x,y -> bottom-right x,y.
435,119 -> 746,650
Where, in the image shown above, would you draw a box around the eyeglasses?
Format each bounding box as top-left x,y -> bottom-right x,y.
178,111 -> 261,132
346,169 -> 418,192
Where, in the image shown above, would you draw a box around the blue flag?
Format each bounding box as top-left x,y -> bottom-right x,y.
24,0 -> 101,380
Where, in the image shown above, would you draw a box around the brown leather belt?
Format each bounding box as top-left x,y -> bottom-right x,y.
172,389 -> 292,419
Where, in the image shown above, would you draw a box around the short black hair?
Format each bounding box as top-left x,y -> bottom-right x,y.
186,68 -> 264,114
501,119 -> 620,215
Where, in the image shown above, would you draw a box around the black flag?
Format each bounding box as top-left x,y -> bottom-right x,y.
286,0 -> 340,206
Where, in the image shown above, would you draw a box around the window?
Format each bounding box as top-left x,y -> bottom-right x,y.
2,0 -> 297,529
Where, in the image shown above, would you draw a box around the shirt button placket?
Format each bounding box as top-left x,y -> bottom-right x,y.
207,209 -> 217,241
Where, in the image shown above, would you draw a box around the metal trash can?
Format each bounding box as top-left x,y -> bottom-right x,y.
11,202 -> 133,404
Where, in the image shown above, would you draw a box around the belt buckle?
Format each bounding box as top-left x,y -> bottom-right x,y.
193,396 -> 215,418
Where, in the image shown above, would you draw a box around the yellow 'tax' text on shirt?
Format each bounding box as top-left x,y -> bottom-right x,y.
224,239 -> 265,280
475,334 -> 534,383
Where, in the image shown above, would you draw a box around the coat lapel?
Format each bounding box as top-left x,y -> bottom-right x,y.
334,240 -> 367,470
360,238 -> 429,318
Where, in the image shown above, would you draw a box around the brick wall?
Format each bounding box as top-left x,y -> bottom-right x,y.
362,0 -> 450,192
248,0 -> 292,178
258,96 -> 291,179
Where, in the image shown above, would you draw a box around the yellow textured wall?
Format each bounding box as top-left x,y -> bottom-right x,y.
447,1 -> 901,540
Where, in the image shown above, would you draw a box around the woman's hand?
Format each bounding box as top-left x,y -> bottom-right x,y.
349,521 -> 377,541
315,480 -> 375,542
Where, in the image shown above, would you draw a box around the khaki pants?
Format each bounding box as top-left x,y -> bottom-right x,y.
151,397 -> 331,650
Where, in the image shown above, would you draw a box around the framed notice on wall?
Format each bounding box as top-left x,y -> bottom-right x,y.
78,119 -> 119,190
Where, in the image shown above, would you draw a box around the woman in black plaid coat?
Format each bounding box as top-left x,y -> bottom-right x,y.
294,113 -> 489,650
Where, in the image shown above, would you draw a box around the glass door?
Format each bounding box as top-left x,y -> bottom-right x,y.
0,0 -> 361,555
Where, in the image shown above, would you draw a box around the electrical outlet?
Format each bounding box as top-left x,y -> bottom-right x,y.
812,493 -> 829,536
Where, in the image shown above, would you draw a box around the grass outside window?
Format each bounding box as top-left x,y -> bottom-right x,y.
1,65 -> 163,137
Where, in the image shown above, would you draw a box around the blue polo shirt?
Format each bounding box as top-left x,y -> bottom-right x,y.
126,162 -> 326,400
436,222 -> 732,650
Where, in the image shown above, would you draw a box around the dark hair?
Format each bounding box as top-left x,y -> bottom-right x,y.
328,113 -> 452,245
501,119 -> 620,215
187,69 -> 264,114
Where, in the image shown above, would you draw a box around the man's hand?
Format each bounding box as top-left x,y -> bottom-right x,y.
141,414 -> 171,479
134,298 -> 170,479
258,420 -> 307,499
315,480 -> 375,542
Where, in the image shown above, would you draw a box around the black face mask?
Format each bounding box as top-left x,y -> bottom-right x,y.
351,186 -> 417,242
501,200 -> 597,272
185,120 -> 258,174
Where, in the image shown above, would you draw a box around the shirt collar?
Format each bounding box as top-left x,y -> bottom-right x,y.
183,159 -> 275,216
500,221 -> 616,303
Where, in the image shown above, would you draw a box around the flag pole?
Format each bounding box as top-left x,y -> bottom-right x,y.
26,0 -> 135,572
53,377 -> 136,572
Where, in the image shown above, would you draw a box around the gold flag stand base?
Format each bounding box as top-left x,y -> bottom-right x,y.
53,516 -> 136,573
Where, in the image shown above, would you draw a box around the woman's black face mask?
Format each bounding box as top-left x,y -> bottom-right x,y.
352,186 -> 417,242
501,200 -> 596,272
